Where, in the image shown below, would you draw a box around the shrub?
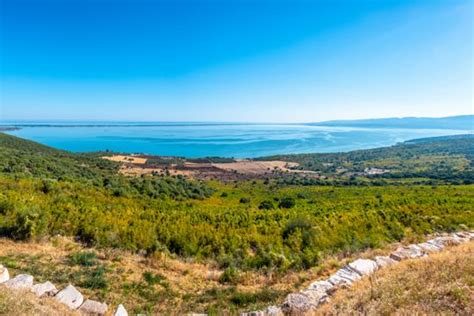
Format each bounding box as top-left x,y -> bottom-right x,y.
239,197 -> 250,204
219,267 -> 241,284
258,200 -> 274,210
68,251 -> 98,267
278,197 -> 296,209
81,265 -> 108,289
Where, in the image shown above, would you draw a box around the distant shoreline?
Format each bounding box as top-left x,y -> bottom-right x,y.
1,114 -> 471,130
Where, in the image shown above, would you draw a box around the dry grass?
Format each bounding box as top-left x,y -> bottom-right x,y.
319,241 -> 474,315
0,288 -> 79,316
102,155 -> 147,164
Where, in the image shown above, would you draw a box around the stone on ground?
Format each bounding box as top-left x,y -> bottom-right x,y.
31,281 -> 58,297
390,245 -> 424,261
348,259 -> 378,276
306,280 -> 333,293
327,267 -> 361,286
0,265 -> 9,283
282,292 -> 320,315
55,284 -> 84,309
79,299 -> 108,315
3,274 -> 33,290
114,304 -> 128,316
374,256 -> 396,268
417,242 -> 442,252
265,305 -> 283,315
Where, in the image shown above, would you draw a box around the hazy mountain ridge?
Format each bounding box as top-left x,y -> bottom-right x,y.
309,115 -> 473,130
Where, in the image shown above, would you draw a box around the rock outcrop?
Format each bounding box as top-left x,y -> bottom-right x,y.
4,274 -> 34,290
31,281 -> 58,297
55,284 -> 84,309
79,299 -> 108,315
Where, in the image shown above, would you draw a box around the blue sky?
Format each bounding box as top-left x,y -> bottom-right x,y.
0,0 -> 472,122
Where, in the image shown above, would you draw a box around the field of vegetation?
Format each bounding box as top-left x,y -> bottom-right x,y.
0,132 -> 473,313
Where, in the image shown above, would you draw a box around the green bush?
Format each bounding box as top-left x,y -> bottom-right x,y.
68,251 -> 98,267
258,200 -> 274,210
278,197 -> 296,209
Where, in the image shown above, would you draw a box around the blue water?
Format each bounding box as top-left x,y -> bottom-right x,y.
2,123 -> 469,158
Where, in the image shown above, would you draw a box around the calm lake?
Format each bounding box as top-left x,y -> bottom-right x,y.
2,123 -> 469,158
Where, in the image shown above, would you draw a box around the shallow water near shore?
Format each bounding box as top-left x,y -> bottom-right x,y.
2,123 -> 469,158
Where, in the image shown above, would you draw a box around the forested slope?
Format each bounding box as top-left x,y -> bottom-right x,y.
0,133 -> 213,200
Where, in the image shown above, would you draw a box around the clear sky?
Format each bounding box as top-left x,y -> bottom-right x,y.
0,0 -> 472,122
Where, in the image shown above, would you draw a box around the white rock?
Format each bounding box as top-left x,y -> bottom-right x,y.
31,281 -> 58,297
427,239 -> 446,249
114,304 -> 128,316
417,242 -> 441,253
281,292 -> 319,315
3,274 -> 33,290
79,299 -> 108,315
428,236 -> 460,247
374,256 -> 396,268
265,305 -> 283,316
390,245 -> 424,261
55,284 -> 84,309
306,280 -> 333,292
301,288 -> 328,304
0,265 -> 9,283
348,259 -> 378,276
327,267 -> 361,286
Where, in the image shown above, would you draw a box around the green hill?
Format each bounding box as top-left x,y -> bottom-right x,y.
259,134 -> 474,184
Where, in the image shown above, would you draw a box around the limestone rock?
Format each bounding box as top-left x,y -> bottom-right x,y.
114,304 -> 128,316
79,299 -> 108,315
417,242 -> 442,253
306,280 -> 333,293
390,245 -> 424,261
374,256 -> 396,268
348,259 -> 378,276
281,292 -> 318,315
327,267 -> 361,286
55,284 -> 84,309
31,281 -> 58,297
265,305 -> 283,316
3,274 -> 33,290
428,236 -> 460,247
301,288 -> 328,305
0,265 -> 9,283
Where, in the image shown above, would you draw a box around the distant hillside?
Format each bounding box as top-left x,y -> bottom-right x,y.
258,134 -> 474,184
0,133 -> 213,200
309,115 -> 473,130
